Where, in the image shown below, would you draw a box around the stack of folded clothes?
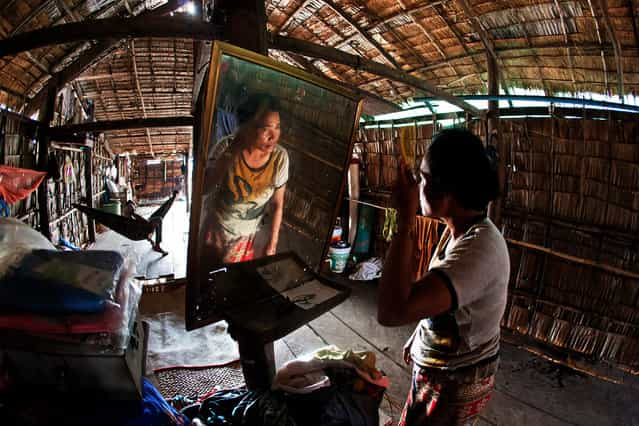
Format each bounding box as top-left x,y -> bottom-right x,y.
0,248 -> 140,352
0,218 -> 144,400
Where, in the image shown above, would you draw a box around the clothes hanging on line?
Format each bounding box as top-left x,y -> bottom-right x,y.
413,216 -> 441,281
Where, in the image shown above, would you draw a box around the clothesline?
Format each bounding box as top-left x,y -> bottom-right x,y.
345,197 -> 389,211
345,197 -> 446,224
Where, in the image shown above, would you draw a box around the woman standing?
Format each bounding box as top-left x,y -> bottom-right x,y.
205,94 -> 289,264
377,128 -> 509,425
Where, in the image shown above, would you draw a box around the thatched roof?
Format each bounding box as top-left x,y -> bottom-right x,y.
0,0 -> 638,155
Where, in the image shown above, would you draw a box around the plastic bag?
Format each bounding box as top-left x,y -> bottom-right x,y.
0,258 -> 141,353
348,258 -> 383,281
0,165 -> 47,204
0,218 -> 56,277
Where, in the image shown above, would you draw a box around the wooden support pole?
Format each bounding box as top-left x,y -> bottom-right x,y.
217,0 -> 267,54
0,113 -> 6,165
486,53 -> 504,227
36,79 -> 58,241
85,147 -> 96,243
184,151 -> 190,213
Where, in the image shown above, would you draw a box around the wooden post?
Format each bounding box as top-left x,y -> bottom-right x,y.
85,146 -> 96,243
217,0 -> 267,54
486,53 -> 505,228
184,152 -> 190,212
207,0 -> 273,391
0,112 -> 6,165
36,79 -> 58,240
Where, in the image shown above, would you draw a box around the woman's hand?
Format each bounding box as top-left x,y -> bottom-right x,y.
265,241 -> 277,256
393,160 -> 419,225
403,331 -> 416,365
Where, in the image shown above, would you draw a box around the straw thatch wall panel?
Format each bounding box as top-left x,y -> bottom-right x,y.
474,115 -> 639,368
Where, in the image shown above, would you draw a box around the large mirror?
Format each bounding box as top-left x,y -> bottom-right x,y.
186,42 -> 362,330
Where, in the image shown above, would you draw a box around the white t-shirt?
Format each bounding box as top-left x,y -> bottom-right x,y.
410,217 -> 510,370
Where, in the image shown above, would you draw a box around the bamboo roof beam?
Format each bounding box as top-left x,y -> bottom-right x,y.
456,0 -> 510,95
597,0 -> 625,99
270,5 -> 400,111
269,34 -> 481,115
513,13 -> 547,94
55,0 -> 80,22
431,3 -> 487,90
0,83 -> 26,100
395,0 -> 464,89
277,0 -> 313,34
129,40 -> 154,157
365,2 -> 445,34
321,0 -> 401,69
23,0 -> 185,115
10,0 -> 55,36
631,0 -> 639,49
586,0 -> 610,94
551,0 -> 578,94
280,49 -> 399,111
107,62 -> 126,120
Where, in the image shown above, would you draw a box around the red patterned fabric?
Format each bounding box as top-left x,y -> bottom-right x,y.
0,165 -> 46,204
223,235 -> 256,263
399,365 -> 494,426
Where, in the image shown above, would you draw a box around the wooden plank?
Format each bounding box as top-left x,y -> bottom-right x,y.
0,16 -> 218,58
270,34 -> 481,115
49,116 -> 194,136
507,238 -> 639,280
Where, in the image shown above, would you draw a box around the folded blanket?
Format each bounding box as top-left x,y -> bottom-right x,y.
0,277 -> 141,349
0,249 -> 124,314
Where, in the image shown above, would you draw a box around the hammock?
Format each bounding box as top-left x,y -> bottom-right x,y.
0,165 -> 47,204
73,191 -> 178,242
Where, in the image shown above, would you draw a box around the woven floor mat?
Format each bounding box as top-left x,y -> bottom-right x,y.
154,361 -> 245,400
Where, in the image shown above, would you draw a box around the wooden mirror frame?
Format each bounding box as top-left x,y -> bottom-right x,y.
186,41 -> 363,330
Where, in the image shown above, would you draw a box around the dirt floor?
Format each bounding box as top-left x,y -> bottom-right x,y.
97,199 -> 639,425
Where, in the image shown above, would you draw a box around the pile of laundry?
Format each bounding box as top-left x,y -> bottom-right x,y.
179,346 -> 389,426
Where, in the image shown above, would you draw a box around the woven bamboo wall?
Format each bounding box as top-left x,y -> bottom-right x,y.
46,145 -> 88,247
0,113 -> 40,228
132,158 -> 183,201
0,112 -> 111,248
357,116 -> 639,370
491,117 -> 639,370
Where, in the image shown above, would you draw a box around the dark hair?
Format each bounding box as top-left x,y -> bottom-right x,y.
236,93 -> 281,127
427,128 -> 500,211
